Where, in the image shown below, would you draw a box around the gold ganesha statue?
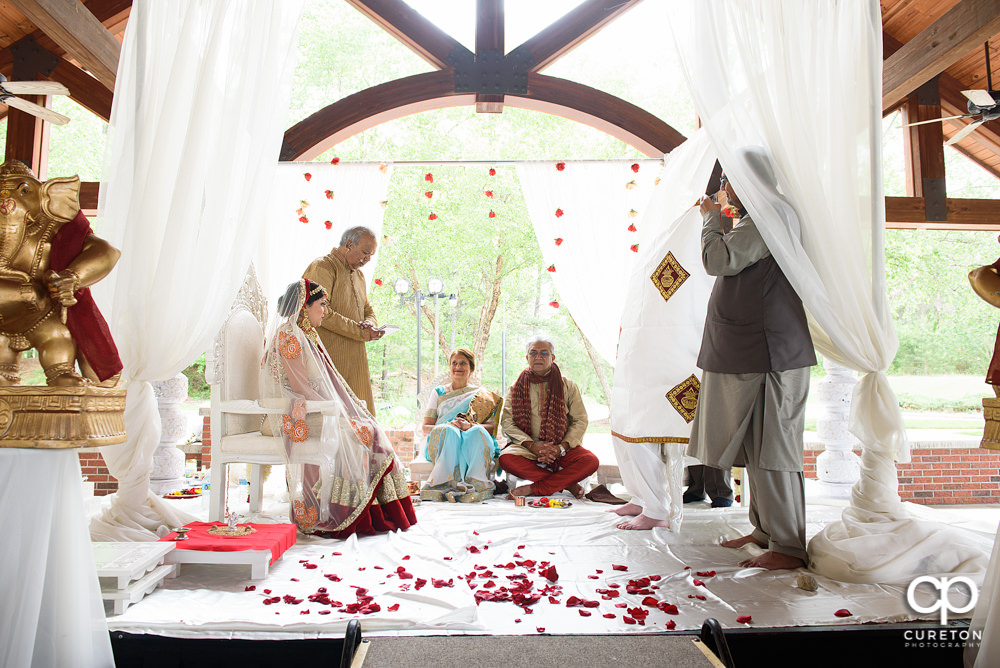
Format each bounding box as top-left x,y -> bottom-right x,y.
0,160 -> 125,448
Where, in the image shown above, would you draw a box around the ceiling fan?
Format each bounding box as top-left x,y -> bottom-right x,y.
904,42 -> 999,145
0,74 -> 70,126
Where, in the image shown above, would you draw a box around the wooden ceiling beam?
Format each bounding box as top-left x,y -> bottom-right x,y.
883,0 -> 1000,112
9,0 -> 121,90
886,195 -> 1000,229
519,0 -> 641,73
279,70 -> 686,161
475,0 -> 504,113
344,0 -> 471,70
46,57 -> 112,122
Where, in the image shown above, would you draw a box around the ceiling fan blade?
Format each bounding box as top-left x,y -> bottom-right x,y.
962,89 -> 996,107
1,95 -> 70,125
945,118 -> 986,145
0,81 -> 69,96
902,114 -> 974,127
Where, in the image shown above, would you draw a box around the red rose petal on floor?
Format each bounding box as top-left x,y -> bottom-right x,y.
536,627 -> 545,633
615,603 -> 627,609
468,546 -> 480,553
579,610 -> 592,617
587,575 -> 599,580
514,618 -> 521,623
518,545 -> 525,550
666,620 -> 676,630
388,604 -> 400,612
373,566 -> 384,570
693,580 -> 704,587
402,555 -> 410,560
444,557 -> 453,560
263,589 -> 271,594
541,565 -> 558,582
649,575 -> 661,581
683,566 -> 691,570
245,585 -> 256,591
641,596 -> 659,607
624,616 -> 636,625
319,610 -> 331,615
658,603 -> 679,615
612,564 -> 628,571
583,600 -> 599,608
609,583 -> 620,589
834,609 -> 852,618
737,615 -> 753,624
695,595 -> 706,601
696,571 -> 716,577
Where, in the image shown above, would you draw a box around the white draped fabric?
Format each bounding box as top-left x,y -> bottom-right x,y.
1,450 -> 113,667
517,161 -> 659,364
610,130 -> 717,529
669,1 -> 988,583
258,162 -> 393,309
967,521 -> 1000,667
90,0 -> 305,541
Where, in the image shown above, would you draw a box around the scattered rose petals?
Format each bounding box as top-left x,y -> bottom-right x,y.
536,627 -> 545,633
737,615 -> 753,624
579,610 -> 592,617
263,589 -> 272,594
555,208 -> 564,218
735,495 -> 741,503
615,602 -> 627,609
388,604 -> 400,612
624,616 -> 636,625
612,564 -> 628,571
244,585 -> 256,591
642,596 -> 659,607
631,163 -> 640,173
304,172 -> 312,181
603,613 -> 616,619
555,162 -> 565,171
657,602 -> 679,615
693,580 -> 705,587
834,609 -> 852,618
696,571 -> 716,578
402,555 -> 410,560
444,556 -> 453,560
468,546 -> 480,553
666,620 -> 676,630
541,565 -> 558,582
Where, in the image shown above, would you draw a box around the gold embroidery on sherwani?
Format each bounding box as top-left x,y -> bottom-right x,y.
650,251 -> 689,304
666,374 -> 701,423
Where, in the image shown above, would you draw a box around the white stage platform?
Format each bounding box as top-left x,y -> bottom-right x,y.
93,477 -> 998,641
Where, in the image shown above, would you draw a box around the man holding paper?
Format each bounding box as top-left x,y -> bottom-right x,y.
303,225 -> 384,414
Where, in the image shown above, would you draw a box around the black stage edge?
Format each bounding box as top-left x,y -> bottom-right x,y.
110,619 -> 971,668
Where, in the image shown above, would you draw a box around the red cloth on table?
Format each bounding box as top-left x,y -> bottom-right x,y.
160,522 -> 296,565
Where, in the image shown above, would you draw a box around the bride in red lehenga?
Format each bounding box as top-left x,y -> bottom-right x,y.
260,279 -> 416,538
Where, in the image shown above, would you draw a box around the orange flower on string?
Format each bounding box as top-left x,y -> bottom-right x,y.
424,191 -> 433,199
324,190 -> 334,199
628,224 -> 637,232
374,278 -> 383,287
630,244 -> 639,253
555,162 -> 566,171
549,301 -> 560,308
324,220 -> 332,230
631,163 -> 640,173
488,210 -> 496,218
330,157 -> 340,165
379,200 -> 388,209
554,237 -> 564,246
428,213 -> 438,220
628,209 -> 638,218
625,180 -> 637,190
654,177 -> 661,186
489,168 -> 496,176
304,172 -> 312,181
555,208 -> 564,218
378,163 -> 388,174
547,265 -> 556,272
425,172 -> 434,183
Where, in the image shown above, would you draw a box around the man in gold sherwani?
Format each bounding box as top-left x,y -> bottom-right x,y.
303,226 -> 384,414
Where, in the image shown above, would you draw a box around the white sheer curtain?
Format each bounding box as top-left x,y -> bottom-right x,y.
669,1 -> 987,583
257,162 -> 393,309
517,161 -> 659,364
90,0 -> 305,541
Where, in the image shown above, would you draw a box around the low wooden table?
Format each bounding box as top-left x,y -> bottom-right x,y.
93,542 -> 178,615
159,521 -> 297,580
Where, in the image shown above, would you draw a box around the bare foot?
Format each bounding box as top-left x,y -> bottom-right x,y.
738,551 -> 805,570
720,534 -> 767,549
616,513 -> 670,530
507,484 -> 533,498
566,483 -> 585,499
608,502 -> 643,516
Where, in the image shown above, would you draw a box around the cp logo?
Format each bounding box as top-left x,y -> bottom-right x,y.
906,575 -> 978,624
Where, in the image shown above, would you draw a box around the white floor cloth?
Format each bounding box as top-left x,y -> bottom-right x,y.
99,480 -> 995,640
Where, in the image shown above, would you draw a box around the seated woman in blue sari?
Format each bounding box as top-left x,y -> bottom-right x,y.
419,348 -> 502,503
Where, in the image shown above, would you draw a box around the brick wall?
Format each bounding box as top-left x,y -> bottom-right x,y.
387,429 -> 417,467
79,449 -> 118,496
201,415 -> 212,469
804,444 -> 1000,505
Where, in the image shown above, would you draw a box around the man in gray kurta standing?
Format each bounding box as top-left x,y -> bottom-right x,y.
687,152 -> 815,571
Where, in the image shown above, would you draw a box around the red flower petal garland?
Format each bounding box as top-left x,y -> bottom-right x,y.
549,301 -> 559,308
374,279 -> 383,287
489,168 -> 496,176
324,221 -> 332,230
555,208 -> 564,218
428,213 -> 438,221
554,238 -> 563,246
330,157 -> 340,165
630,244 -> 639,253
304,172 -> 312,181
298,216 -> 308,224
631,163 -> 640,173
485,190 -> 494,198
555,162 -> 565,171
627,224 -> 637,232
488,211 -> 496,218
546,265 -> 556,272
425,172 -> 434,183
324,190 -> 334,199
424,191 -> 433,199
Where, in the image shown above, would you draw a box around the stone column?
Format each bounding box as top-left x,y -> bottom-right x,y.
149,373 -> 189,495
814,359 -> 861,497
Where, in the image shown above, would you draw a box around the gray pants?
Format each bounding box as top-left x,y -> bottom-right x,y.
685,464 -> 732,501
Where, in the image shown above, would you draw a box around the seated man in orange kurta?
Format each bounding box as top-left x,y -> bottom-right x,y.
499,335 -> 598,498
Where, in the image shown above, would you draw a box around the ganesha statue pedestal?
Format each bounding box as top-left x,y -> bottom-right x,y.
0,385 -> 125,448
983,396 -> 1000,450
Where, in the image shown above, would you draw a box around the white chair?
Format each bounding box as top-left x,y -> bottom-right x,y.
205,267 -> 332,521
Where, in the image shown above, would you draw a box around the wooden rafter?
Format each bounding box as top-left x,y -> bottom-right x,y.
883,0 -> 1000,112
519,0 -> 641,73
9,0 -> 121,90
886,196 -> 1000,229
901,78 -> 947,221
48,57 -> 112,122
280,70 -> 685,161
344,0 -> 470,69
475,0 -> 504,113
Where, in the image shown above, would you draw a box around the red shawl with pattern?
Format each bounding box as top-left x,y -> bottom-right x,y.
511,363 -> 567,443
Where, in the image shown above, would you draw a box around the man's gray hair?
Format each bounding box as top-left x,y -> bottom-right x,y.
340,226 -> 375,246
525,335 -> 555,355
